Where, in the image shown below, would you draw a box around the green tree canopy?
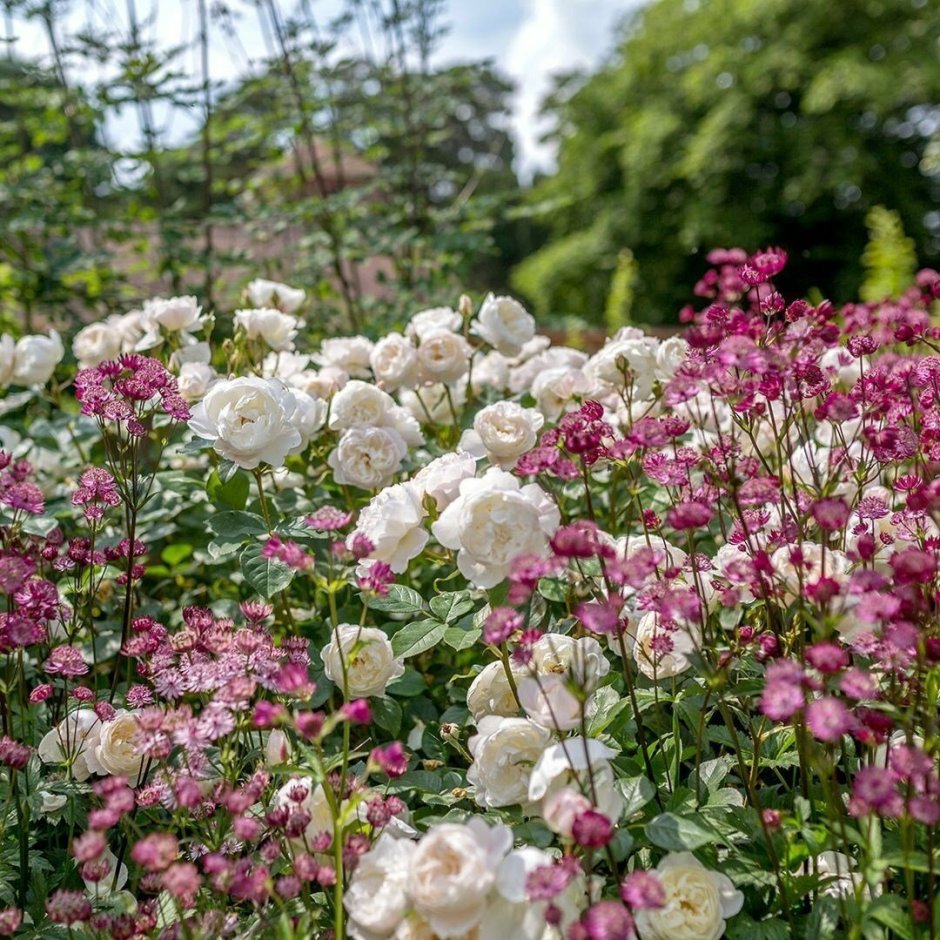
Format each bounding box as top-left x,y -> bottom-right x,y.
513,0 -> 940,324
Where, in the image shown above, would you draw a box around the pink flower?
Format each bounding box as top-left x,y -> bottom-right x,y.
806,696 -> 853,743
369,741 -> 408,778
620,870 -> 666,910
666,500 -> 713,530
572,809 -> 614,848
161,862 -> 201,905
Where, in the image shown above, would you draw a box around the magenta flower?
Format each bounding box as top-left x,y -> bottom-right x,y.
806,696 -> 853,743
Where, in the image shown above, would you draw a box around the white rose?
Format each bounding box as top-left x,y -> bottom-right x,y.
467,661 -> 524,721
409,818 -> 512,937
346,834 -> 416,940
246,278 -> 306,313
138,296 -> 204,348
530,634 -> 610,692
287,388 -> 328,451
770,543 -> 850,598
472,294 -> 535,357
177,362 -> 216,402
85,709 -> 145,785
627,613 -> 701,681
407,306 -> 462,341
400,383 -> 466,426
467,715 -> 552,808
39,790 -> 68,815
321,624 -> 405,698
459,401 -> 544,469
38,710 -> 101,782
471,350 -> 510,393
169,340 -> 211,370
83,848 -> 128,901
188,376 -> 302,470
416,330 -> 471,385
518,674 -> 583,731
635,852 -> 743,940
409,451 -> 477,511
316,336 -> 374,378
328,426 -> 408,490
0,334 -> 15,386
814,851 -> 866,899
370,333 -> 419,391
265,729 -> 291,767
73,320 -> 123,368
655,336 -> 689,382
235,307 -> 299,352
542,787 -> 593,839
508,342 -> 585,395
431,468 -> 560,588
350,483 -> 429,573
112,310 -> 145,352
12,332 -> 63,386
531,367 -> 589,420
528,737 -> 623,822
291,366 -> 348,398
329,380 -> 396,431
586,332 -> 660,399
263,351 -> 311,380
272,777 -> 334,849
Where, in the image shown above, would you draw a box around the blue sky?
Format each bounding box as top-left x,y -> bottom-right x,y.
10,0 -> 641,177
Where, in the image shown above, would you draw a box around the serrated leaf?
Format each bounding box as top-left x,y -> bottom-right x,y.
864,896 -> 916,940
366,585 -> 428,616
391,620 -> 447,658
646,812 -> 716,850
240,544 -> 295,597
429,591 -> 474,623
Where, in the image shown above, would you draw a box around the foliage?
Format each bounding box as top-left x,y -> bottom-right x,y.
861,206 -> 918,302
515,0 -> 940,324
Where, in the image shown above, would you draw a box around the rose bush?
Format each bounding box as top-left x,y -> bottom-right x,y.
0,254 -> 938,939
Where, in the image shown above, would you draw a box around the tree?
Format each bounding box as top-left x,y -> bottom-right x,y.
513,0 -> 940,324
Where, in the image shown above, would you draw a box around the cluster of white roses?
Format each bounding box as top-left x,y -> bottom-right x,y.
0,330 -> 64,388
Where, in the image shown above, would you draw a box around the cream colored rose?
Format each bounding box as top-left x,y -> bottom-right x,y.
88,710 -> 145,785
635,852 -> 743,940
246,278 -> 306,313
11,332 -> 64,386
518,674 -> 583,731
770,543 -> 850,598
410,451 -> 477,511
530,634 -> 610,692
531,367 -> 589,420
272,777 -> 334,850
407,306 -> 462,341
417,330 -> 471,385
38,710 -> 101,782
177,362 -> 216,402
349,482 -> 429,573
459,400 -> 544,469
586,329 -> 660,399
265,729 -> 291,767
291,366 -> 348,399
400,383 -> 466,426
431,468 -> 560,589
329,380 -> 396,431
467,715 -> 552,808
73,320 -> 123,368
472,294 -> 535,357
471,350 -> 510,393
370,332 -> 419,391
321,624 -> 405,698
409,818 -> 512,937
629,613 -> 701,681
287,388 -> 328,451
235,307 -> 299,352
0,334 -> 15,386
188,377 -> 302,470
467,661 -> 524,721
315,336 -> 374,378
345,834 -> 416,940
327,426 -> 408,490
137,296 -> 204,348
542,787 -> 592,839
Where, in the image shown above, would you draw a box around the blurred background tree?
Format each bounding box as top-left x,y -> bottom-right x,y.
513,0 -> 940,324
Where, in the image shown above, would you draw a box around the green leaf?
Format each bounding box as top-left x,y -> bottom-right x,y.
864,896 -> 916,940
616,775 -> 657,817
391,620 -> 447,658
646,812 -> 716,851
240,544 -> 295,597
206,468 -> 250,510
161,543 -> 193,567
429,591 -> 474,623
208,510 -> 267,540
587,686 -> 631,735
366,585 -> 428,616
386,670 -> 428,697
443,625 -> 482,651
21,515 -> 59,537
371,697 -> 403,737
